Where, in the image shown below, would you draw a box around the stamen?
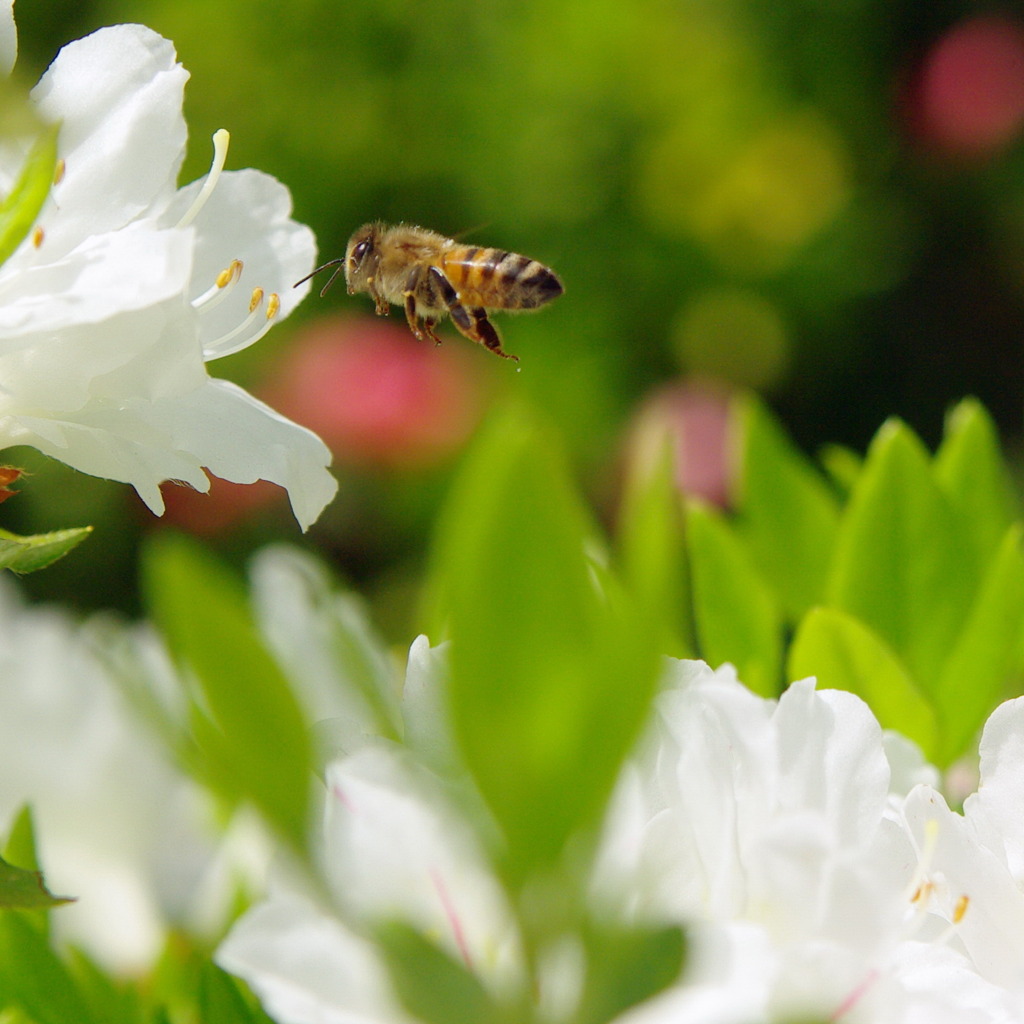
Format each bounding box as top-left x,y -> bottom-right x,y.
204,288 -> 281,359
191,260 -> 243,311
218,259 -> 244,288
53,159 -> 65,186
902,818 -> 939,907
192,261 -> 283,361
31,226 -> 44,248
953,894 -> 969,924
177,128 -> 230,229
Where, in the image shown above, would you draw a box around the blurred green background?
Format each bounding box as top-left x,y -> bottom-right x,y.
8,0 -> 1024,635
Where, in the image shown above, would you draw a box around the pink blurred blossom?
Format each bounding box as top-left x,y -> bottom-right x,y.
625,380 -> 735,508
265,316 -> 485,471
160,475 -> 285,534
904,15 -> 1024,158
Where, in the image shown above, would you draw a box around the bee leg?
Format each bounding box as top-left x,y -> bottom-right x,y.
465,307 -> 519,362
422,318 -> 443,346
368,280 -> 389,317
403,291 -> 424,339
426,266 -> 519,361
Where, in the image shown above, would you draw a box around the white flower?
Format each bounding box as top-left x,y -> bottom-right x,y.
0,9 -> 336,529
217,743 -> 522,1024
598,663 -> 1024,1024
212,559 -> 1024,1024
596,662 -> 925,1024
0,579 -> 269,973
893,696 -> 1024,1017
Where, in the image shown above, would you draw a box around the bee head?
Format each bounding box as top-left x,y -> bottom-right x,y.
344,223 -> 381,295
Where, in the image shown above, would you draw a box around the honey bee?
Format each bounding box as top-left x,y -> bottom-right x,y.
295,222 -> 564,361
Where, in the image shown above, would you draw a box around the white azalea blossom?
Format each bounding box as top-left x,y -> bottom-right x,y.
216,617 -> 1024,1024
0,579 -> 270,972
599,663 -> 1011,1024
0,6 -> 336,529
218,743 -> 522,1024
893,697 -> 1024,1017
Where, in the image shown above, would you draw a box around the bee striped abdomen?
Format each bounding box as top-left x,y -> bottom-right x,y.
442,246 -> 563,311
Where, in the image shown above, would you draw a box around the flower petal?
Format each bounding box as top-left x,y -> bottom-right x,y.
167,379 -> 336,530
0,0 -> 15,77
323,746 -> 518,986
965,696 -> 1024,879
217,894 -> 414,1024
29,24 -> 187,258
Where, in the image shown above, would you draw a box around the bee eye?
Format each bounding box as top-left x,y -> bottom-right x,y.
351,239 -> 371,264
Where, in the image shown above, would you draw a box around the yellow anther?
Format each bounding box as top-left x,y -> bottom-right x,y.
953,895 -> 969,924
31,225 -> 44,248
911,881 -> 934,907
266,292 -> 281,319
216,259 -> 244,289
53,159 -> 66,185
249,287 -> 264,313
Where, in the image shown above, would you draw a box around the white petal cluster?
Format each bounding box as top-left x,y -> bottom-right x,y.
0,579 -> 269,972
0,8 -> 336,529
217,610 -> 1024,1024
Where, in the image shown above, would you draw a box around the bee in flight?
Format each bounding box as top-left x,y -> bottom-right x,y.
295,222 -> 564,361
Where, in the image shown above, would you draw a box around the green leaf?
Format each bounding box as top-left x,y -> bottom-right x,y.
934,525 -> 1024,764
198,963 -> 274,1024
686,500 -> 782,697
0,912 -> 95,1024
64,948 -> 147,1024
732,394 -> 840,620
0,807 -> 72,913
576,922 -> 685,1024
615,442 -> 692,658
789,607 -> 939,758
429,404 -> 659,889
3,806 -> 39,873
376,922 -> 512,1024
0,122 -> 59,268
0,526 -> 92,573
818,443 -> 863,498
826,420 -> 974,690
141,534 -> 314,854
0,855 -> 72,911
934,398 -> 1016,581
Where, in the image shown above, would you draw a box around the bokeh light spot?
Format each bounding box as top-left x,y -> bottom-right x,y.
673,287 -> 790,389
907,16 -> 1024,158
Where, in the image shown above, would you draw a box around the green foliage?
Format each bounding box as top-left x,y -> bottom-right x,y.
0,914 -> 97,1024
680,394 -> 1024,764
826,421 -> 972,689
141,533 -> 315,854
789,608 -> 939,755
0,808 -> 70,912
0,858 -> 70,912
197,963 -> 276,1024
616,446 -> 692,659
428,404 -> 660,893
376,922 -> 512,1024
732,396 -> 840,620
686,500 -> 782,697
0,526 -> 92,574
575,922 -> 685,1024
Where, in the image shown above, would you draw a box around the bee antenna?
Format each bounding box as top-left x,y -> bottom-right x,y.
293,258 -> 346,297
